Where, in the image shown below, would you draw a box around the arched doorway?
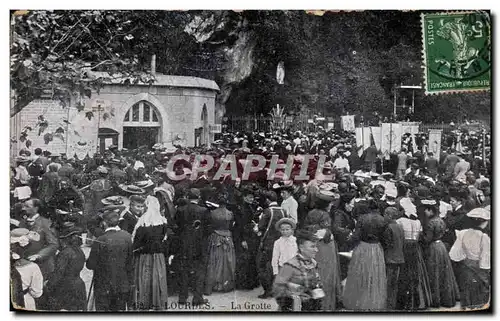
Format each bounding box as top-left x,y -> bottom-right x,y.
122,100 -> 161,149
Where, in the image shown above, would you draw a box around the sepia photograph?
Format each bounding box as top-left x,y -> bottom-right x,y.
9,9 -> 491,313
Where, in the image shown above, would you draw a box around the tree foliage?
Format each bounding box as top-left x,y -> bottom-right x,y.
11,10 -> 490,125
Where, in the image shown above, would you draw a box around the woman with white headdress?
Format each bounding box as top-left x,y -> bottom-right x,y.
131,195 -> 169,310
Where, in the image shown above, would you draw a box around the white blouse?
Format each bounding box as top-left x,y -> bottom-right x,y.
15,262 -> 44,310
272,236 -> 298,275
396,217 -> 422,240
449,229 -> 490,269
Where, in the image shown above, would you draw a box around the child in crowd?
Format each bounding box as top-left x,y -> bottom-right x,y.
272,218 -> 298,276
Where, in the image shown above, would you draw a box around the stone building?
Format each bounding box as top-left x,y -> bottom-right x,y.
10,73 -> 220,159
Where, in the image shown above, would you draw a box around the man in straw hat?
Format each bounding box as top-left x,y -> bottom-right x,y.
86,208 -> 134,311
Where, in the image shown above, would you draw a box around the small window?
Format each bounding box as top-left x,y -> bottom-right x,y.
132,104 -> 139,121
143,103 -> 150,122
124,110 -> 130,121
152,110 -> 158,122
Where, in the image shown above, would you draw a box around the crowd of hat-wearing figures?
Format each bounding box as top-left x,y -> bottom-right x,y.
10,126 -> 491,312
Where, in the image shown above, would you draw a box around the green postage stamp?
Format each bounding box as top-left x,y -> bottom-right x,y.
421,11 -> 491,94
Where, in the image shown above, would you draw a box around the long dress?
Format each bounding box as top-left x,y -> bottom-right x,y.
396,217 -> 432,310
421,217 -> 460,308
449,227 -> 490,308
133,224 -> 169,310
304,209 -> 341,311
46,245 -> 87,310
343,212 -> 388,310
233,202 -> 260,290
204,206 -> 236,294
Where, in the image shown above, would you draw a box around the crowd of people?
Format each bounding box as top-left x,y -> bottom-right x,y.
10,125 -> 491,311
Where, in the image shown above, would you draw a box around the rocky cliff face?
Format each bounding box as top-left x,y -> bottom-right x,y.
180,10 -> 490,124
183,11 -> 257,120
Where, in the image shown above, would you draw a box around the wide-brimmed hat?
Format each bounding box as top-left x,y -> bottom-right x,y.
213,140 -> 223,145
10,228 -> 30,242
152,143 -> 164,150
108,158 -> 122,165
421,199 -> 437,206
135,179 -> 155,189
118,184 -> 146,195
319,182 -> 338,191
316,190 -> 337,202
101,195 -> 130,207
295,228 -> 319,242
275,217 -> 296,231
59,225 -> 85,239
466,207 -> 490,221
15,156 -> 30,163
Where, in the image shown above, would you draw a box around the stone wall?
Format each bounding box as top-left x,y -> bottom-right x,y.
10,99 -> 70,159
10,82 -> 218,159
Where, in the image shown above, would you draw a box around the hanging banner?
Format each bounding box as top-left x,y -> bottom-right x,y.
356,127 -> 372,157
370,127 -> 382,151
428,130 -> 442,158
400,122 -> 420,152
341,115 -> 356,132
327,122 -> 334,130
381,123 -> 403,154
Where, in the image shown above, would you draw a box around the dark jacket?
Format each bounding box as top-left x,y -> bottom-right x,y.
258,204 -> 285,250
175,201 -> 210,260
38,171 -> 60,203
133,224 -> 168,255
350,212 -> 389,245
86,229 -> 134,294
332,209 -> 356,252
46,245 -> 87,311
442,205 -> 469,247
364,146 -> 378,163
380,220 -> 405,264
22,215 -> 59,278
119,211 -> 139,235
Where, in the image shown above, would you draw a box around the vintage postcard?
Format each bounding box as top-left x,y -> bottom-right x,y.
10,10 -> 491,313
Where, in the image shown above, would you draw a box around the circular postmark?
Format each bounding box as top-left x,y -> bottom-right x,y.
427,11 -> 491,81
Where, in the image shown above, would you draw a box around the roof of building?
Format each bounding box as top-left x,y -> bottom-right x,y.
86,71 -> 220,91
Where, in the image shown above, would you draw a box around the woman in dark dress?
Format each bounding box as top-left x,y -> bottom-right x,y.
331,192 -> 356,281
204,194 -> 236,294
303,190 -> 341,311
396,204 -> 432,310
131,196 -> 169,310
233,191 -> 260,290
45,226 -> 87,311
343,200 -> 388,310
420,200 -> 460,308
